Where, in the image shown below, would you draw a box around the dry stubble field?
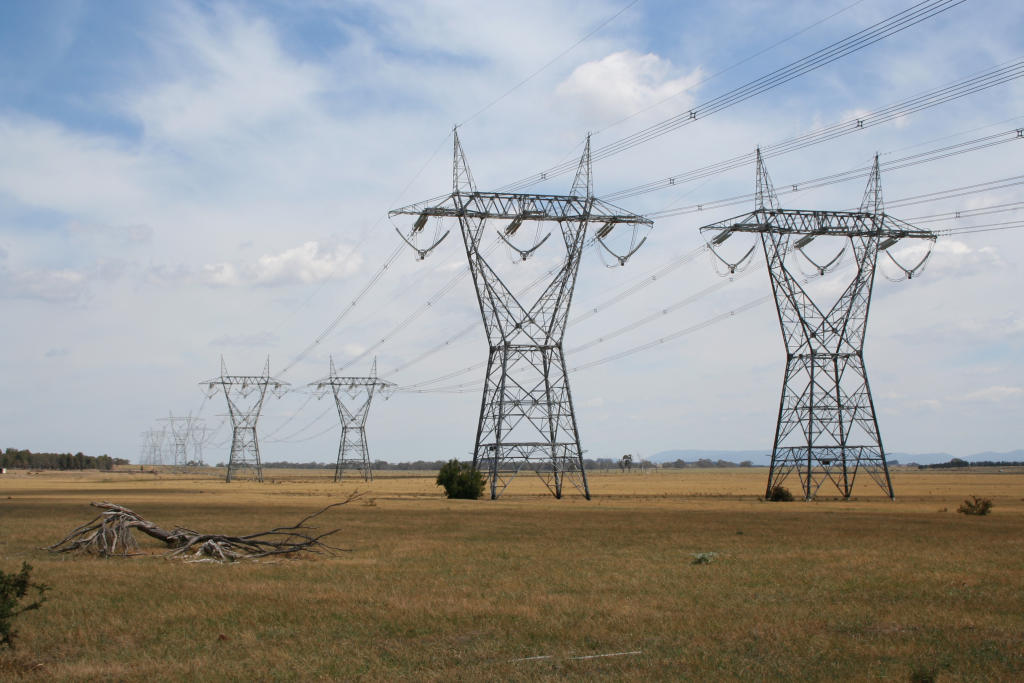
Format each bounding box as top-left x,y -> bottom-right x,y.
1,466 -> 1023,681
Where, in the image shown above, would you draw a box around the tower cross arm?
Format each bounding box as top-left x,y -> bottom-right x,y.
308,375 -> 397,391
390,192 -> 652,226
699,208 -> 936,240
198,375 -> 291,388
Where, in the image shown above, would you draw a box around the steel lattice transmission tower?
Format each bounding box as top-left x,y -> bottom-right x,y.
139,428 -> 165,466
201,357 -> 289,482
189,419 -> 213,466
390,131 -> 652,499
310,357 -> 396,482
160,412 -> 196,467
699,151 -> 936,500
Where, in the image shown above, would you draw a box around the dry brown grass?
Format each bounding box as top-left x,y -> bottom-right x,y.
1,466 -> 1022,680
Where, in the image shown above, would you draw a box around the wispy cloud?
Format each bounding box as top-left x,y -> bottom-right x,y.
557,51 -> 703,120
200,241 -> 362,287
962,386 -> 1024,403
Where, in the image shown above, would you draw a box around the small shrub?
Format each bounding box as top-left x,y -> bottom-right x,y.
957,495 -> 993,516
767,485 -> 794,502
1,562 -> 48,649
691,552 -> 717,565
436,460 -> 486,500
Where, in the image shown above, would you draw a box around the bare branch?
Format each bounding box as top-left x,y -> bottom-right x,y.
46,500 -> 357,562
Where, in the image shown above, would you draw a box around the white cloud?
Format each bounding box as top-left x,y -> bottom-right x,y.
251,241 -> 362,286
340,343 -> 366,358
962,386 -> 1024,403
129,5 -> 326,144
166,241 -> 365,289
0,115 -> 151,218
556,51 -> 703,120
200,262 -> 240,287
0,264 -> 87,302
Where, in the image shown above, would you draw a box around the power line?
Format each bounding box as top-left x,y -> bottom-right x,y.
602,58 -> 1024,202
265,404 -> 335,443
566,263 -> 762,356
459,0 -> 642,127
910,201 -> 1024,223
278,242 -> 405,376
647,128 -> 1023,219
500,0 -> 967,192
596,0 -> 870,134
942,219 -> 1024,236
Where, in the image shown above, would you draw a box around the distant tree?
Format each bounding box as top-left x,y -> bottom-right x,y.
739,460 -> 753,468
435,460 -> 485,499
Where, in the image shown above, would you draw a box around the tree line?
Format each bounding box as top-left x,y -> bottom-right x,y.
919,457 -> 1023,469
1,448 -> 129,471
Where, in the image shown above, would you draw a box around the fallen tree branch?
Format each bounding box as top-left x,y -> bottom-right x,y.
46,495 -> 360,562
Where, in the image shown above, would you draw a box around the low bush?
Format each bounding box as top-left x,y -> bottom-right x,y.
1,562 -> 48,649
957,495 -> 993,516
767,485 -> 795,502
691,552 -> 717,565
436,460 -> 486,500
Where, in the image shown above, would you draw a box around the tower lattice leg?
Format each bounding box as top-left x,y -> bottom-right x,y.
335,424 -> 373,483
472,345 -> 589,500
765,346 -> 893,500
227,426 -> 263,483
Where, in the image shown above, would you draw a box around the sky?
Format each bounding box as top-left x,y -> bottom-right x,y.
0,0 -> 1022,466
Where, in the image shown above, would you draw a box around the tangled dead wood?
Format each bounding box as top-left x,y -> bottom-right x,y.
46,495 -> 359,562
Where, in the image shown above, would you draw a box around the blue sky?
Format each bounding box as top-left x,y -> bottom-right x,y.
0,0 -> 1022,465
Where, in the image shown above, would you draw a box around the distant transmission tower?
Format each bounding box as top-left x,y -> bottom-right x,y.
189,419 -> 213,466
390,131 -> 652,499
160,412 -> 196,467
310,357 -> 396,482
699,151 -> 937,500
201,358 -> 289,482
139,428 -> 165,466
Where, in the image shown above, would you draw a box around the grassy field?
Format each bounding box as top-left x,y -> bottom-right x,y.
1,466 -> 1022,681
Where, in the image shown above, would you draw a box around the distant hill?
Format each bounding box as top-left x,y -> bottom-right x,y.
650,448 -> 1023,466
966,449 -> 1024,461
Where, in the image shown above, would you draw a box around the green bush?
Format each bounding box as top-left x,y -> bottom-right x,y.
1,562 -> 48,649
957,495 -> 993,516
767,484 -> 795,502
436,460 -> 486,500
